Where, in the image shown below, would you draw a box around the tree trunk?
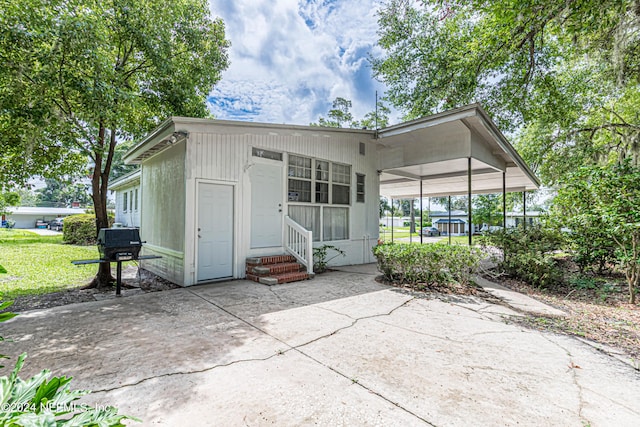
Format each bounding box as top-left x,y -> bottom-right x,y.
87,124 -> 117,289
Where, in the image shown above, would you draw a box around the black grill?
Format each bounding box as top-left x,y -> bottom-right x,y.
97,228 -> 142,261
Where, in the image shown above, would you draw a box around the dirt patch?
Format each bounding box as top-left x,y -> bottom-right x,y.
7,266 -> 180,313
486,272 -> 640,361
375,275 -> 505,305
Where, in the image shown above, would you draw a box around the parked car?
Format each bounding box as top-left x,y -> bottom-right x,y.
420,226 -> 440,236
48,218 -> 64,231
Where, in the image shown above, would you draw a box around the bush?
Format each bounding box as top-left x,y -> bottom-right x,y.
479,224 -> 564,288
63,214 -> 114,245
313,244 -> 345,273
372,243 -> 482,287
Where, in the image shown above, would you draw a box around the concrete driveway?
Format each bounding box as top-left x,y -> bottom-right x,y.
2,265 -> 639,426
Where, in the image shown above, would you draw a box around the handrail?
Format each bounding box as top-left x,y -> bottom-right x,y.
284,216 -> 313,274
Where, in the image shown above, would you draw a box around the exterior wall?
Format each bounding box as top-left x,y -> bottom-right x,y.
181,125 -> 379,285
139,142 -> 186,285
113,183 -> 141,227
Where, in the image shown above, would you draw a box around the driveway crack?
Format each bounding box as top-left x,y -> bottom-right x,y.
105,291 -> 434,425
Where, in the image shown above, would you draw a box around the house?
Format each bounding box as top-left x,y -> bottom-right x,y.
108,169 -> 141,228
122,104 -> 539,286
430,210 -> 474,235
506,211 -> 541,228
2,206 -> 85,229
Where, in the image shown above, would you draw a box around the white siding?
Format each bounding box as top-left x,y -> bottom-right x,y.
140,142 -> 186,285
182,126 -> 379,283
113,183 -> 141,228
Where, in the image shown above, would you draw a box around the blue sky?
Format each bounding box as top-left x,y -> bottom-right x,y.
207,0 -> 397,126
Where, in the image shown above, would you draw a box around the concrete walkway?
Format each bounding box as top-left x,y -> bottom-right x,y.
2,266 -> 639,426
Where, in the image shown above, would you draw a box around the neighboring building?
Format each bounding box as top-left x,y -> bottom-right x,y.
506,211 -> 541,228
379,216 -> 421,228
2,207 -> 84,229
430,210 -> 474,235
121,104 -> 539,286
108,169 -> 141,228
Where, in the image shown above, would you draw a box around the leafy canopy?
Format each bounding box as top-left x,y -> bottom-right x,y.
373,0 -> 640,184
0,0 -> 229,287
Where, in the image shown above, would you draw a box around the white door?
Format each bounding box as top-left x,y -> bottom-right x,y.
250,162 -> 283,248
197,183 -> 233,281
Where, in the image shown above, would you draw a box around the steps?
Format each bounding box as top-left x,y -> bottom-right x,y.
245,255 -> 313,285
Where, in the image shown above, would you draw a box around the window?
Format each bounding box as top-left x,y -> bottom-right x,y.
332,163 -> 350,205
123,192 -> 128,212
134,188 -> 139,211
323,207 -> 349,241
315,160 -> 329,204
356,174 -> 365,203
129,191 -> 133,211
288,205 -> 320,242
287,154 -> 352,241
252,147 -> 283,161
288,155 -> 312,202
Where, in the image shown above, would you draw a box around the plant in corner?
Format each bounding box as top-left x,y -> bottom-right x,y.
0,300 -> 139,425
313,245 -> 346,273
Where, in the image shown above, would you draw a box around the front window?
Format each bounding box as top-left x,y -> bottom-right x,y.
287,154 -> 353,241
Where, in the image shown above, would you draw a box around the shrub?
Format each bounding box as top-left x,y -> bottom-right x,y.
313,244 -> 346,273
372,242 -> 482,287
63,214 -> 114,245
479,224 -> 564,288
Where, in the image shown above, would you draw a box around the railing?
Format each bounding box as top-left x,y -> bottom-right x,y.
284,216 -> 313,274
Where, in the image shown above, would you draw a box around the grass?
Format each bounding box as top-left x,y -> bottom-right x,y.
379,227 -> 473,245
0,229 -> 99,298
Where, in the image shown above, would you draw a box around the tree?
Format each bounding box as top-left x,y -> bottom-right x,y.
473,194 -> 503,227
372,1 -> 640,185
0,192 -> 20,216
312,97 -> 357,128
109,140 -> 139,182
0,0 -> 229,287
312,97 -> 391,129
360,100 -> 391,129
36,178 -> 92,208
554,161 -> 640,303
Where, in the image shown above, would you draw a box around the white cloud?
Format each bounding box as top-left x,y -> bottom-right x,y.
208,0 -> 396,126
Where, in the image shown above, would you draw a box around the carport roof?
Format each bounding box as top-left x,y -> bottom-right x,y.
377,104 -> 539,199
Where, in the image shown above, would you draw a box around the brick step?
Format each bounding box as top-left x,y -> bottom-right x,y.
247,262 -> 303,276
245,254 -> 313,286
246,254 -> 297,266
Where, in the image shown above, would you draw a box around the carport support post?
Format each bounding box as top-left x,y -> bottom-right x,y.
468,157 -> 472,246
420,180 -> 423,244
502,172 -> 506,229
523,191 -> 527,231
448,196 -> 452,245
391,198 -> 394,242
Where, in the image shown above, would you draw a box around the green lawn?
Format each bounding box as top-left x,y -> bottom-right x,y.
379,227 -> 473,246
0,229 -> 99,298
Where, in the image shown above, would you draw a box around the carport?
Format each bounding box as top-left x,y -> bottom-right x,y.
377,103 -> 540,243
